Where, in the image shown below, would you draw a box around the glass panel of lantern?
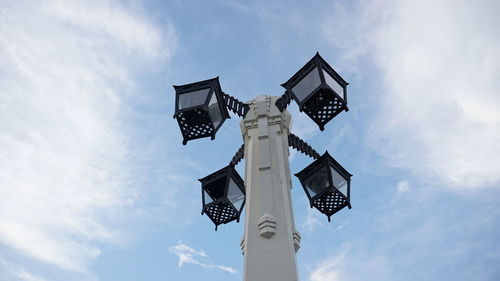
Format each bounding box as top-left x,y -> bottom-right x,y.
199,165 -> 245,230
227,177 -> 245,210
295,151 -> 352,222
303,165 -> 329,198
173,77 -> 230,145
281,52 -> 349,131
178,88 -> 210,109
292,67 -> 322,102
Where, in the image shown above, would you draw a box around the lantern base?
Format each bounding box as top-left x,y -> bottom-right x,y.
203,201 -> 239,229
312,189 -> 349,220
176,108 -> 215,144
301,88 -> 346,130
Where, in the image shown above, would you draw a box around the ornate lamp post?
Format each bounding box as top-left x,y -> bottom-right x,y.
173,53 -> 353,281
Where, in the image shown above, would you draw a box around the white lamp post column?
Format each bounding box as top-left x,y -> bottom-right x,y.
240,95 -> 301,281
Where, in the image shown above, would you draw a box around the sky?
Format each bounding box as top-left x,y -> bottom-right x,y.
1,0 -> 500,280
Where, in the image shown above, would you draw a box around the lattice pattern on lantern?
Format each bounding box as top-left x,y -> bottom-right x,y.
312,189 -> 348,221
301,89 -> 344,129
176,109 -> 214,139
204,201 -> 239,226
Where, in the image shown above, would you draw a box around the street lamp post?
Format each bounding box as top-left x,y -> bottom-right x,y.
240,95 -> 300,281
173,53 -> 352,281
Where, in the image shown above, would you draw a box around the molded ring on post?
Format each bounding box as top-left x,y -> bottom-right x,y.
293,231 -> 301,253
257,214 -> 277,239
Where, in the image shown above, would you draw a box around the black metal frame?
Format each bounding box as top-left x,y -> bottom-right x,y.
295,151 -> 352,221
275,90 -> 292,112
280,52 -> 349,131
288,133 -> 321,159
223,93 -> 250,118
230,143 -> 245,166
173,77 -> 230,145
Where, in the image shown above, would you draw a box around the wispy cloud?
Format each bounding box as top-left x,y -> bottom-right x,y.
306,183 -> 500,281
323,0 -> 500,189
302,208 -> 323,233
0,0 -> 175,276
170,242 -> 238,274
309,252 -> 344,281
309,249 -> 389,281
13,270 -> 48,281
0,258 -> 48,281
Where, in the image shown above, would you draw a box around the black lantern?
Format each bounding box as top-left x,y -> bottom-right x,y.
199,165 -> 246,230
173,77 -> 230,145
295,151 -> 352,221
281,52 -> 348,131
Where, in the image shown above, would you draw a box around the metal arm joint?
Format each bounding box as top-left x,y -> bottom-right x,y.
275,90 -> 293,112
288,133 -> 320,159
223,93 -> 250,118
230,143 -> 245,166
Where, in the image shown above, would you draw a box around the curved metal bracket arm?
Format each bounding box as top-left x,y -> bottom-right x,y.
222,93 -> 250,118
229,143 -> 245,166
275,90 -> 292,112
288,133 -> 320,159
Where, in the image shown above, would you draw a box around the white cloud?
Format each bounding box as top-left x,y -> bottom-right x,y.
302,208 -> 323,233
309,253 -> 344,281
0,258 -> 48,281
0,0 -> 175,275
307,180 -> 500,281
323,0 -> 500,189
396,180 -> 410,193
309,250 -> 360,281
170,242 -> 238,274
308,249 -> 389,281
215,265 -> 238,275
289,105 -> 319,141
14,271 -> 48,281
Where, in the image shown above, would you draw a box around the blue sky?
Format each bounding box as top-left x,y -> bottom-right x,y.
1,0 -> 500,281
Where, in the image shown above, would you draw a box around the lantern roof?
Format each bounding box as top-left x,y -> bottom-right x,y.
198,164 -> 244,186
281,52 -> 348,94
174,76 -> 220,94
173,77 -> 229,114
295,151 -> 352,179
